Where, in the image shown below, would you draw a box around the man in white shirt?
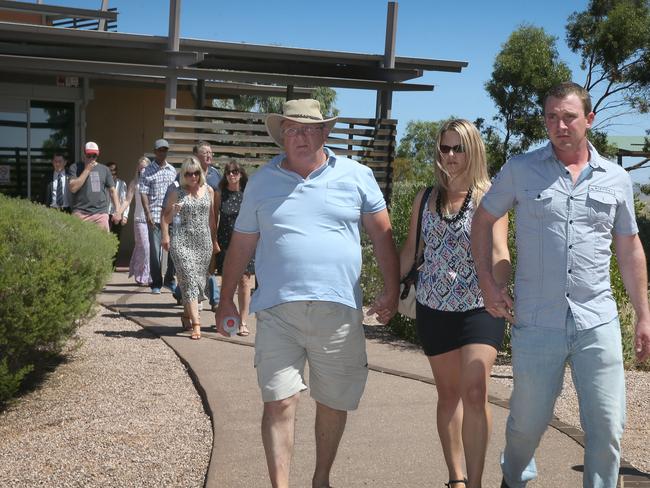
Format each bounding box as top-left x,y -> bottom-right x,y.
43,152 -> 71,213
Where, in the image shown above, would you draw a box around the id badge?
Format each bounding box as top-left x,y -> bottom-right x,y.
90,172 -> 101,192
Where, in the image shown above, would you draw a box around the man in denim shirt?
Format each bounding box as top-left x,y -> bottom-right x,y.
472,82 -> 650,488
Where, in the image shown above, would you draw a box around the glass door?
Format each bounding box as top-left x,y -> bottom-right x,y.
0,99 -> 75,201
0,99 -> 28,199
29,101 -> 75,203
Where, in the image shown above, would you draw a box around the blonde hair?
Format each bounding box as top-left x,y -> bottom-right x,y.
179,156 -> 206,189
134,156 -> 150,180
434,119 -> 490,206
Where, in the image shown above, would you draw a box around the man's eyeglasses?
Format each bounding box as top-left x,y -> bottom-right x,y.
226,169 -> 240,175
185,171 -> 201,178
86,153 -> 98,159
439,144 -> 465,154
281,126 -> 323,137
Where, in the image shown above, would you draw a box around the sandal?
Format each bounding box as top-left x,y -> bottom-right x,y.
191,323 -> 201,340
445,479 -> 467,487
237,323 -> 250,337
181,314 -> 192,331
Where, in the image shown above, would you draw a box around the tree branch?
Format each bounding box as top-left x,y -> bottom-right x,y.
625,158 -> 650,172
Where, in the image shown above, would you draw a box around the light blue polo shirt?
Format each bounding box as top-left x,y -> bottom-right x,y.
235,148 -> 386,313
481,142 -> 637,330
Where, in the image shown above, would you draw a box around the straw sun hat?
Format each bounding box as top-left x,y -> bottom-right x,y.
265,99 -> 337,148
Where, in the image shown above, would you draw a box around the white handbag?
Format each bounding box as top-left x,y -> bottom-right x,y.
398,282 -> 417,319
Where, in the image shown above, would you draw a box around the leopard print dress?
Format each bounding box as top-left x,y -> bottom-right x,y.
170,186 -> 212,303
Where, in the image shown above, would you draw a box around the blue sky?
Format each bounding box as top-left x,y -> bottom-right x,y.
47,0 -> 649,176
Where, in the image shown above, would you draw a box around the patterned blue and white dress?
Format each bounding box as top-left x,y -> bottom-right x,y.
170,186 -> 213,303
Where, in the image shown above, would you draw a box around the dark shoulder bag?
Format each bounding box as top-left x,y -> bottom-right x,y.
398,186 -> 433,318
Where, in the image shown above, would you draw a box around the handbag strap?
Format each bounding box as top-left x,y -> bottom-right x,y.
414,186 -> 433,262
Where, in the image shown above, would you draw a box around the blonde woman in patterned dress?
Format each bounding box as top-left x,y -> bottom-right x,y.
161,157 -> 217,340
399,119 -> 511,488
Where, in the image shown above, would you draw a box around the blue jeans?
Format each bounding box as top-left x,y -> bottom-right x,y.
501,313 -> 625,488
148,223 -> 176,289
207,274 -> 220,307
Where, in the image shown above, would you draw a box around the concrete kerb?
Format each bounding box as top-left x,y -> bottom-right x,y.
99,273 -> 649,488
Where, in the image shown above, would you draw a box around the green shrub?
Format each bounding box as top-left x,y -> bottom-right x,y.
0,195 -> 116,403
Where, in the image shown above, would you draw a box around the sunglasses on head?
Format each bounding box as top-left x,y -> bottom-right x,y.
185,170 -> 201,177
226,169 -> 240,175
439,144 -> 465,154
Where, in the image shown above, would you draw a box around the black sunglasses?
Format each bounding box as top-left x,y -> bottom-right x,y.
439,144 -> 465,154
226,169 -> 240,175
86,153 -> 98,159
185,170 -> 201,177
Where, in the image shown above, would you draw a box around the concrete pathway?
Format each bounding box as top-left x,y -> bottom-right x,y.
99,270 -> 628,487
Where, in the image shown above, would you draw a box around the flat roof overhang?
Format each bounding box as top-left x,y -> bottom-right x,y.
0,21 -> 467,92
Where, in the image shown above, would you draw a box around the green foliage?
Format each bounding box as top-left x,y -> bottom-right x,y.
611,255 -> 650,371
396,120 -> 441,165
394,119 -> 450,181
589,129 -> 620,158
0,195 -> 116,403
567,0 -> 650,120
214,87 -> 339,116
360,233 -> 383,307
474,117 -> 509,175
386,181 -> 429,341
361,182 -> 427,311
485,24 -> 572,162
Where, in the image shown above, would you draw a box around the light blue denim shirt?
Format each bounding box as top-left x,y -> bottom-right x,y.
481,142 -> 638,330
235,148 -> 386,313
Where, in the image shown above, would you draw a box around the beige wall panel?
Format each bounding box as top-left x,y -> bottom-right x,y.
86,84 -> 194,266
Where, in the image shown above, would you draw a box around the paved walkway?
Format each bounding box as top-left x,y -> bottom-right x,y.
98,271 -> 641,487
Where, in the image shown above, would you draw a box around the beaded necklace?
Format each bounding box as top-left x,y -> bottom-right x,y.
436,186 -> 473,225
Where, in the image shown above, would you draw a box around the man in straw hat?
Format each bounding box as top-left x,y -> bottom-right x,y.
215,99 -> 399,487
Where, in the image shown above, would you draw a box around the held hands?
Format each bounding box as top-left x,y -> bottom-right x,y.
483,281 -> 514,323
214,300 -> 239,337
161,236 -> 170,252
110,213 -> 121,224
366,286 -> 399,325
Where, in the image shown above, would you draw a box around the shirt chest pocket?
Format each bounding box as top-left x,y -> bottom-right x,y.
325,182 -> 361,207
523,188 -> 556,219
587,189 -> 616,224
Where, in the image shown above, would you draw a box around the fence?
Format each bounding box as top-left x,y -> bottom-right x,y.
163,107 -> 397,197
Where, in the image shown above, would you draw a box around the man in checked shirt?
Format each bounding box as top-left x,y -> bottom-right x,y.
139,138 -> 178,295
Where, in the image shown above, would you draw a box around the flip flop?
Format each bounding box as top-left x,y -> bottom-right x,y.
237,324 -> 250,337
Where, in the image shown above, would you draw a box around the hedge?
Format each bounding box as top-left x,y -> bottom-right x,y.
0,194 -> 116,403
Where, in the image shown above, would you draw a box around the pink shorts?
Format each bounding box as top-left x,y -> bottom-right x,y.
73,211 -> 110,231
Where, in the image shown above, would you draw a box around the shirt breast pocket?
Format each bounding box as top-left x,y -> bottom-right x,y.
587,190 -> 616,224
524,188 -> 555,219
325,182 -> 361,208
